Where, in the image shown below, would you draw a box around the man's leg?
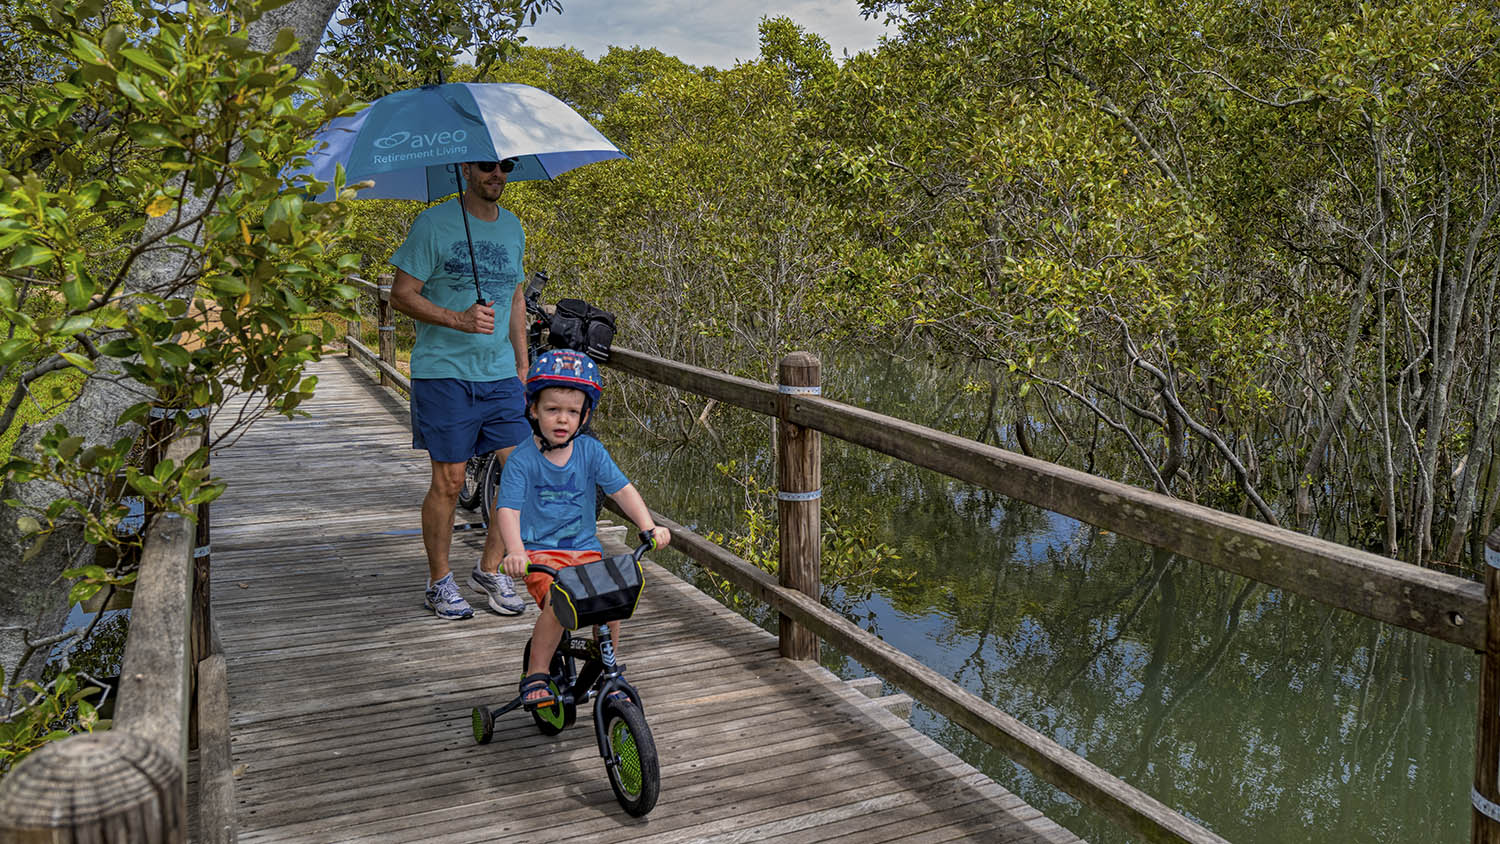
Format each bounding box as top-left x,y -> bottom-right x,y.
421,459 -> 474,620
422,459 -> 467,582
411,378 -> 481,619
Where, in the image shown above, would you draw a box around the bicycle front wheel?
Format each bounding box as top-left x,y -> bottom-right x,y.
602,698 -> 659,816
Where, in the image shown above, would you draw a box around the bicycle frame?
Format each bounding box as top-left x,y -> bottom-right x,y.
558,627 -> 644,758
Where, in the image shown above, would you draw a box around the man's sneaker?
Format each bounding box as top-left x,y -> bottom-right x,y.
424,573 -> 474,620
469,564 -> 525,616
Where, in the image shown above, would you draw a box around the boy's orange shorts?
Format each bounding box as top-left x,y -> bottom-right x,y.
523,549 -> 603,608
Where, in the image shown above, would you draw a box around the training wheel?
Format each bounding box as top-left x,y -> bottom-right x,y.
471,705 -> 494,745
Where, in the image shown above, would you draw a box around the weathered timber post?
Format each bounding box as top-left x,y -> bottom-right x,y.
349,290 -> 364,357
1475,526 -> 1500,843
0,730 -> 184,842
377,273 -> 396,388
189,419 -> 213,750
776,352 -> 821,661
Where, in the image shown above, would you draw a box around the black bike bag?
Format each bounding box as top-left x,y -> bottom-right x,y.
548,552 -> 644,629
549,298 -> 616,363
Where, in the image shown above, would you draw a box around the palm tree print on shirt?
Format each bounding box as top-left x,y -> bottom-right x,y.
442,239 -> 517,300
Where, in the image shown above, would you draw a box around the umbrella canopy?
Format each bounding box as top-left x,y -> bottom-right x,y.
294,82 -> 626,201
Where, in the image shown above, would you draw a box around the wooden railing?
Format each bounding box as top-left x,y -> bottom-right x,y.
0,413 -> 235,843
345,274 -> 412,394
601,345 -> 1496,844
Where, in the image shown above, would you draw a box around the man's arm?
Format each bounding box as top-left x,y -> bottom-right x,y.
390,268 -> 495,334
509,281 -> 528,375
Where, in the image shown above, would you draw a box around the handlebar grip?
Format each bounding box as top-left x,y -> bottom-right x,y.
638,529 -> 657,551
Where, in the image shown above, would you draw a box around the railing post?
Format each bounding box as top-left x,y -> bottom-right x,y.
377,273 -> 396,388
0,730 -> 184,841
1474,527 -> 1500,843
189,419 -> 213,750
776,352 -> 821,661
349,290 -> 364,357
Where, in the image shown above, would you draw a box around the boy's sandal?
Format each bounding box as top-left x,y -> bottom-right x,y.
520,672 -> 557,710
604,689 -> 632,706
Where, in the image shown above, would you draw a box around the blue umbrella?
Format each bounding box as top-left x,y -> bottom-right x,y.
292,82 -> 627,300
297,82 -> 626,200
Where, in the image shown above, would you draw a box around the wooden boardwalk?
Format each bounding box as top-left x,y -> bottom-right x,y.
206,355 -> 1081,843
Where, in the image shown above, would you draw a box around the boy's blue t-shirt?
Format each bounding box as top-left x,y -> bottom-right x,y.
498,436 -> 630,553
388,198 -> 525,381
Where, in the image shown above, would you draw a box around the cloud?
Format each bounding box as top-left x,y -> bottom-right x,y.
520,0 -> 890,68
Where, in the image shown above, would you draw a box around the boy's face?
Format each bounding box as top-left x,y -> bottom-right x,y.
531,387 -> 588,446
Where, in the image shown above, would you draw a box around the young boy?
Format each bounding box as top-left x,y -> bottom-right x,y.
497,349 -> 670,706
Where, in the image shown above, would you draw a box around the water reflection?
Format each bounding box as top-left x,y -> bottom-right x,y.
597,350 -> 1475,843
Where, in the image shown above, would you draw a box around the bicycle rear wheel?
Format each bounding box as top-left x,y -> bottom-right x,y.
521,638 -> 575,735
602,698 -> 659,816
479,454 -> 503,528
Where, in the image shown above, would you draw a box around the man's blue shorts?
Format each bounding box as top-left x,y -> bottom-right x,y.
410,377 -> 530,464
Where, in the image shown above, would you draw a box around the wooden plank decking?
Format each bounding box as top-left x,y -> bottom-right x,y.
206,355 -> 1082,843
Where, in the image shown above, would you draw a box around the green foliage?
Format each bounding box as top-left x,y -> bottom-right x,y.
0,0 -> 383,773
0,670 -> 105,776
0,0 -> 366,572
320,0 -> 563,96
0,611 -> 125,775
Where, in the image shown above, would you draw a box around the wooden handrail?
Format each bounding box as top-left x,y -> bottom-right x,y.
0,421 -> 214,841
636,507 -> 1228,844
605,343 -> 1500,842
346,335 -> 411,393
605,346 -> 1483,650
111,428 -> 199,753
345,274 -> 381,294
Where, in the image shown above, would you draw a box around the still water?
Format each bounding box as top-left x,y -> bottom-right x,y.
595,351 -> 1475,844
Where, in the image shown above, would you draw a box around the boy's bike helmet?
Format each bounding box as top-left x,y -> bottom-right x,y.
525,349 -> 602,408
524,350 -> 602,451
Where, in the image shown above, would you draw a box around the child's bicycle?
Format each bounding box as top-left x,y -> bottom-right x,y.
470,534 -> 661,817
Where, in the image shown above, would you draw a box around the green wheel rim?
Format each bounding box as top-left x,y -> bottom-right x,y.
471,708 -> 485,743
610,719 -> 642,797
535,682 -> 566,730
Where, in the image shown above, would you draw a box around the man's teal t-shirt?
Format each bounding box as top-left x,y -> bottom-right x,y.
497,436 -> 630,553
388,198 -> 524,381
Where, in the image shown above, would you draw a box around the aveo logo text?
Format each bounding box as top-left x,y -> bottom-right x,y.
373,129 -> 469,150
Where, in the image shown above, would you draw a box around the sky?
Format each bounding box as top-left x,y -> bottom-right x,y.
519,0 -> 894,68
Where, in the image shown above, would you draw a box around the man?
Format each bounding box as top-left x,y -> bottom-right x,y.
390,158 -> 530,620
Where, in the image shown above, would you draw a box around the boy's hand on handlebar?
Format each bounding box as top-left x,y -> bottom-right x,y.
645,526 -> 670,550
502,552 -> 529,578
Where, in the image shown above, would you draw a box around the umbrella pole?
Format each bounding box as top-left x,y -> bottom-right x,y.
452,163 -> 485,305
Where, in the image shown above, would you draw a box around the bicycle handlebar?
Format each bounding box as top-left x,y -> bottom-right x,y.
524,531 -> 656,578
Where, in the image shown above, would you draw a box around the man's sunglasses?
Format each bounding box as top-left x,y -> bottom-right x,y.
472,159 -> 517,174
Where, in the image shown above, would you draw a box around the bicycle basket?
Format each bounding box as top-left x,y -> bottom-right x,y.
549,552 -> 645,630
